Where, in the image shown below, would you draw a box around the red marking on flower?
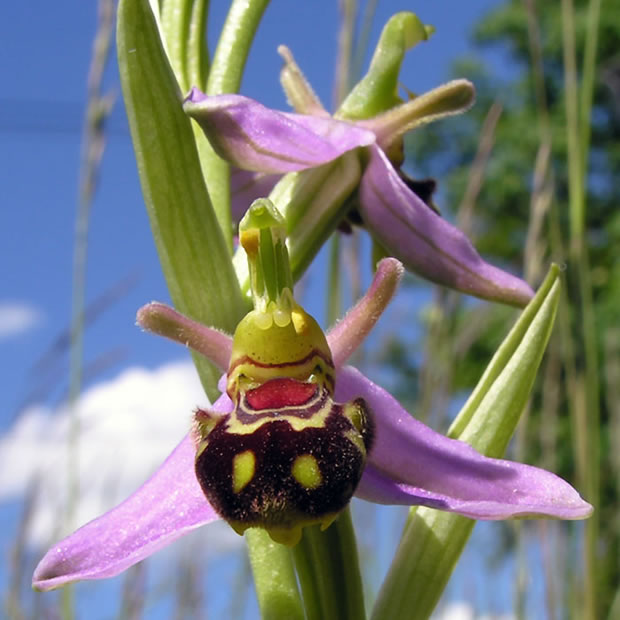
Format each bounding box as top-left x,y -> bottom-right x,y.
246,378 -> 317,410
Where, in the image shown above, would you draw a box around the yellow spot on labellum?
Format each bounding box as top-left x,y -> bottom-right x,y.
292,454 -> 322,490
232,450 -> 256,493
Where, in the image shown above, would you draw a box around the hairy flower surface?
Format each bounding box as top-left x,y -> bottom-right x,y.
33,217 -> 592,590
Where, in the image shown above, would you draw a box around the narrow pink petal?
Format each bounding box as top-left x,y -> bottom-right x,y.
184,89 -> 374,173
33,393 -> 234,591
137,303 -> 232,370
327,258 -> 404,368
359,145 -> 534,307
338,367 -> 593,520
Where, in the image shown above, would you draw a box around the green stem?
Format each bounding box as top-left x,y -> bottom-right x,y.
64,2 -> 116,616
292,508 -> 366,620
578,252 -> 600,620
245,529 -> 304,620
160,0 -> 209,93
333,0 -> 357,107
561,1 -> 601,617
203,0 -> 271,251
561,0 -> 583,250
579,0 -> 601,179
326,234 -> 342,326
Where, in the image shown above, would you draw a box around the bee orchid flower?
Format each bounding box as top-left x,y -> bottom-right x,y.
184,13 -> 534,308
33,201 -> 591,591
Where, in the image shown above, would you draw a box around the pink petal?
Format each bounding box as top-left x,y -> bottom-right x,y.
137,303 -> 232,371
327,257 -> 404,368
359,145 -> 534,307
184,89 -> 374,173
338,367 -> 593,520
33,393 -> 234,591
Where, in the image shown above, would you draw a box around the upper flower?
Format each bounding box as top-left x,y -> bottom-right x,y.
32,200 -> 591,591
184,13 -> 534,307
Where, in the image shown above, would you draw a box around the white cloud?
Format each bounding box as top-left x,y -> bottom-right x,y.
433,602 -> 515,620
434,602 -> 475,620
0,360 -> 241,553
0,301 -> 43,339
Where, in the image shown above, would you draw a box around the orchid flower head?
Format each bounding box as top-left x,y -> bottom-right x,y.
194,200 -> 374,545
32,200 -> 592,591
184,12 -> 534,308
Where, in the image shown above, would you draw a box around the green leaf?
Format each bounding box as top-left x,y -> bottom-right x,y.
158,0 -> 233,252
117,0 -> 248,399
371,265 -> 561,620
448,264 -> 560,450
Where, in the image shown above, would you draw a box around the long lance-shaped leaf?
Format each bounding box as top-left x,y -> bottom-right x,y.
158,0 -> 227,254
372,265 -> 569,620
117,0 -> 247,399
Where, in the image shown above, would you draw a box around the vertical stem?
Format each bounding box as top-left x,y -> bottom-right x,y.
351,0 -> 379,83
327,233 -> 342,326
293,9 -> 367,618
513,401 -> 531,620
65,1 -> 115,617
576,251 -> 600,620
561,1 -> 602,617
561,0 -> 583,251
292,508 -> 366,620
245,529 -> 304,620
202,0 -> 271,250
579,0 -> 601,176
333,0 -> 357,107
513,520 -> 527,620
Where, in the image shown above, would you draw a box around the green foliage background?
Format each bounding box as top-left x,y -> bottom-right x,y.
383,0 -> 620,617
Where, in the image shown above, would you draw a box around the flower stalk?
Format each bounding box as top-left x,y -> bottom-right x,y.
245,528 -> 304,620
292,508 -> 366,620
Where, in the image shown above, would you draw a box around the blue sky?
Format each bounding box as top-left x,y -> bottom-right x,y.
0,1 -> 534,618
